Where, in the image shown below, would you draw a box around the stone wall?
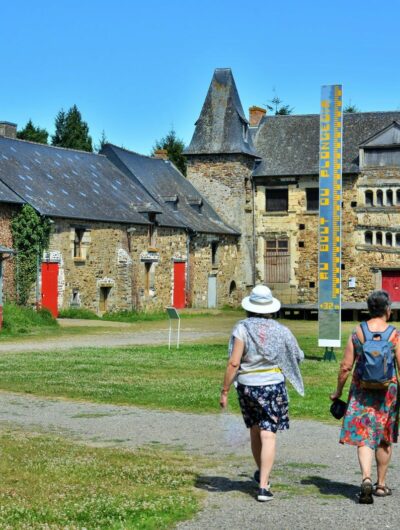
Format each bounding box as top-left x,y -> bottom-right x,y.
190,233 -> 241,307
0,203 -> 18,301
255,168 -> 400,304
45,218 -> 240,313
186,154 -> 256,288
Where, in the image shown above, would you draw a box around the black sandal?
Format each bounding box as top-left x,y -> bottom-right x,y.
373,483 -> 392,497
359,478 -> 374,504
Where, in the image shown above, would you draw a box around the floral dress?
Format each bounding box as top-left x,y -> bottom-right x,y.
340,331 -> 399,449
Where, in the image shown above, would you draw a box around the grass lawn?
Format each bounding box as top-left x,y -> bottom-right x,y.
0,428 -> 200,529
0,320 -> 355,421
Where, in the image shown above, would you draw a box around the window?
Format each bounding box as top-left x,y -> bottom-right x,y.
229,280 -> 237,296
377,189 -> 383,206
309,282 -> 315,288
306,188 -> 319,211
245,178 -> 251,204
386,232 -> 393,246
299,241 -> 305,248
387,190 -> 393,206
265,188 -> 288,212
265,239 -> 290,283
397,190 -> 400,205
74,228 -> 85,258
396,234 -> 400,247
351,201 -> 357,207
211,241 -> 219,266
188,198 -> 203,214
299,223 -> 305,230
376,232 -> 382,245
144,262 -> 155,296
365,231 -> 372,245
365,190 -> 373,206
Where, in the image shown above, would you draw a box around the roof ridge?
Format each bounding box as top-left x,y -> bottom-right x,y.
263,110 -> 400,119
106,143 -> 163,161
0,135 -> 105,157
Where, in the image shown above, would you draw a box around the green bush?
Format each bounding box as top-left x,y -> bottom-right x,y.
2,303 -> 58,334
58,307 -> 100,320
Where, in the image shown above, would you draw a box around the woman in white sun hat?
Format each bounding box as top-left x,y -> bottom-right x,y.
220,284 -> 304,502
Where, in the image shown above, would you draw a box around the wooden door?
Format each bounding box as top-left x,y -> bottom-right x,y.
41,263 -> 59,317
382,270 -> 400,301
173,262 -> 186,308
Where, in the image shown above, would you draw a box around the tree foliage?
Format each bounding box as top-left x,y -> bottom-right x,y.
11,205 -> 51,306
95,130 -> 108,153
267,96 -> 294,115
51,105 -> 93,152
152,128 -> 187,176
17,120 -> 49,144
344,102 -> 360,113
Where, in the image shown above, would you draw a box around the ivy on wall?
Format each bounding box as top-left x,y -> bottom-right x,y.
11,205 -> 51,305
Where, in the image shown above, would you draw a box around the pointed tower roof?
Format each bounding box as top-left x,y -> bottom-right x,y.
184,68 -> 259,157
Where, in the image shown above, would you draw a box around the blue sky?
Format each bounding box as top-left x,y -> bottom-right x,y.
2,0 -> 400,154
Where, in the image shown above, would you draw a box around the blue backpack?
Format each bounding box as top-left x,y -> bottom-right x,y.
359,322 -> 396,389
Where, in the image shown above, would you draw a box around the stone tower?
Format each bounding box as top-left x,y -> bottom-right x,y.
184,68 -> 260,289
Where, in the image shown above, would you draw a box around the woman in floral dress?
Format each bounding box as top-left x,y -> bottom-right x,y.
330,290 -> 400,504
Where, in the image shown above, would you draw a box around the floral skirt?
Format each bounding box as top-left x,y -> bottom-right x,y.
340,379 -> 399,449
236,382 -> 289,433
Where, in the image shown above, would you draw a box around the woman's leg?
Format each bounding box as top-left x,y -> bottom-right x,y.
250,425 -> 261,469
357,445 -> 374,480
259,430 -> 276,489
375,442 -> 392,486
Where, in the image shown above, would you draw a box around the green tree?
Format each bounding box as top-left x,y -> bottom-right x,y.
152,128 -> 186,176
95,130 -> 108,153
17,120 -> 49,144
267,96 -> 294,115
344,102 -> 360,113
51,105 -> 93,152
11,205 -> 51,306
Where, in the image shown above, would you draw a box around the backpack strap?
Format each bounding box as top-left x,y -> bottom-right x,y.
381,325 -> 396,341
360,321 -> 372,342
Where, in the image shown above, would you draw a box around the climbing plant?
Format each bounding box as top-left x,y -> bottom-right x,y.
11,205 -> 51,305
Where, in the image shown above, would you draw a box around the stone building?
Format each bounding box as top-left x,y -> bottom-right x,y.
0,125 -> 239,315
185,69 -> 400,307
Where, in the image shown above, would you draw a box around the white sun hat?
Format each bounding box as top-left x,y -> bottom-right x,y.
241,284 -> 281,314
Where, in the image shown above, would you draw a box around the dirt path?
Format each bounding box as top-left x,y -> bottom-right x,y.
0,391 -> 399,530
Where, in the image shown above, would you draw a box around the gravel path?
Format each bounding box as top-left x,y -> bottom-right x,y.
1,391 -> 399,529
0,327 -> 223,353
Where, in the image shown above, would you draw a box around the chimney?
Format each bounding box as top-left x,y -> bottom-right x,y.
249,106 -> 266,127
153,149 -> 168,160
0,121 -> 17,139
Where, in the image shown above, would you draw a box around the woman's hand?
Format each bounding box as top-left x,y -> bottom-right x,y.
219,391 -> 228,409
329,390 -> 342,401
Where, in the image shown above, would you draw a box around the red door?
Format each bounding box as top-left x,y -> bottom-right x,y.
41,263 -> 59,317
173,262 -> 186,308
382,270 -> 400,302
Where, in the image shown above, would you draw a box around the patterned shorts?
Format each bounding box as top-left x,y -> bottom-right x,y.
236,382 -> 289,433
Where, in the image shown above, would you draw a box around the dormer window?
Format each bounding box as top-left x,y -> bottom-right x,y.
164,195 -> 179,211
361,122 -> 400,168
242,123 -> 249,142
188,197 -> 203,214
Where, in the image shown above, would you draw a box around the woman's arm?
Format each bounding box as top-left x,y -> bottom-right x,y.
330,333 -> 356,400
219,337 -> 244,409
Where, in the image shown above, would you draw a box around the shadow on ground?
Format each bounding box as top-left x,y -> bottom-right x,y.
195,475 -> 256,498
302,475 -> 359,501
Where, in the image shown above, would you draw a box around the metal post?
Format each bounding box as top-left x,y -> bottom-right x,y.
177,317 -> 181,349
168,320 -> 172,350
323,347 -> 337,362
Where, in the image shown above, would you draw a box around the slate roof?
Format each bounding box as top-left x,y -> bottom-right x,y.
252,111 -> 400,177
102,144 -> 239,235
0,178 -> 24,205
0,136 -> 156,225
184,68 -> 259,158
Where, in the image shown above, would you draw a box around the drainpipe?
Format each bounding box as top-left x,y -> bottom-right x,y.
251,175 -> 257,286
185,228 -> 196,307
